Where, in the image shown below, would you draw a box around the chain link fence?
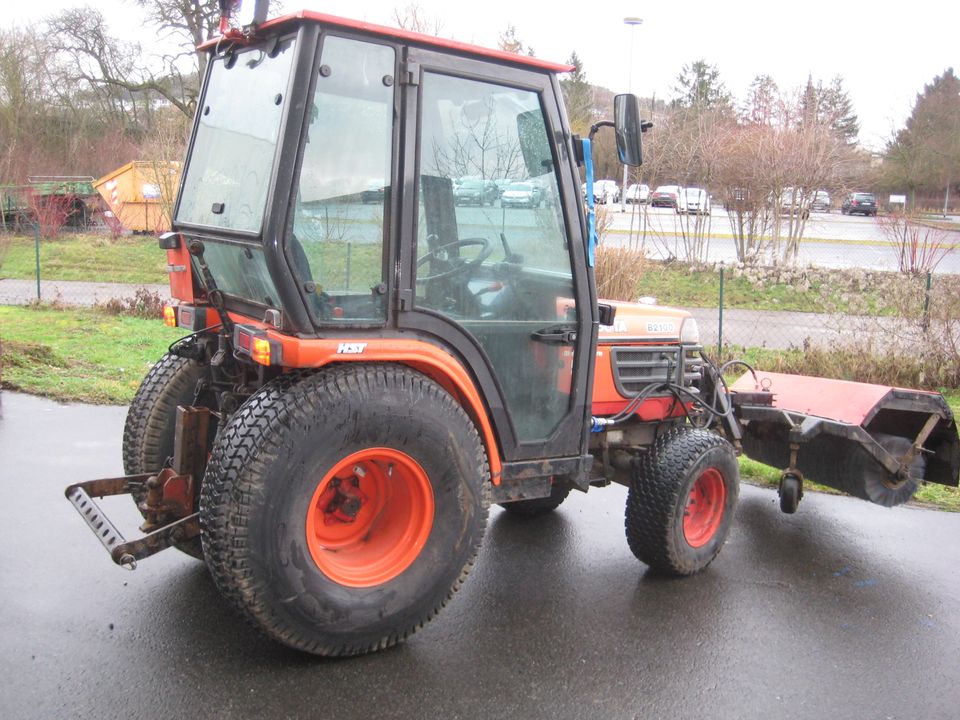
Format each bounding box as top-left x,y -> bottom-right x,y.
595,202 -> 960,387
0,226 -> 169,308
3,211 -> 959,388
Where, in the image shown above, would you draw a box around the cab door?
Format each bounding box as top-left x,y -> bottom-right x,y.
397,48 -> 595,463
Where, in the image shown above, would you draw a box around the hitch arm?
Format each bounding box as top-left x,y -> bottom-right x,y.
65,476 -> 200,570
63,406 -> 211,570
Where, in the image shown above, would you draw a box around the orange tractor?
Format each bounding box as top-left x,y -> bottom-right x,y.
66,4 -> 958,657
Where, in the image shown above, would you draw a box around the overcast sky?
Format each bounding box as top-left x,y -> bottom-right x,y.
8,0 -> 958,151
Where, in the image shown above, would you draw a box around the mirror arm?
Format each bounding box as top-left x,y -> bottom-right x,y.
588,120 -> 614,141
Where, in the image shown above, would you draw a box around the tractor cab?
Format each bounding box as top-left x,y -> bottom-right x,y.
167,11 -> 645,468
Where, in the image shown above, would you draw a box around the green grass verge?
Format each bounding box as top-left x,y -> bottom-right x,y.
0,234 -> 168,285
0,305 -> 184,404
637,263 -> 893,314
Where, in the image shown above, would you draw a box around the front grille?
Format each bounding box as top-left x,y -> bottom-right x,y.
610,345 -> 702,397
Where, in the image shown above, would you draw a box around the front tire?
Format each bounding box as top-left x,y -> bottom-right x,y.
625,427 -> 739,575
200,365 -> 489,656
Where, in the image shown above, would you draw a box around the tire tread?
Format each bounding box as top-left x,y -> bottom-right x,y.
625,427 -> 737,575
200,364 -> 489,656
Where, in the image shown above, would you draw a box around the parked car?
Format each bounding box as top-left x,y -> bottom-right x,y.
650,185 -> 683,210
624,183 -> 650,204
493,178 -> 514,198
811,190 -> 831,213
500,181 -> 542,208
681,187 -> 710,215
592,179 -> 619,204
841,192 -> 877,216
453,178 -> 498,206
580,180 -> 622,204
776,188 -> 810,219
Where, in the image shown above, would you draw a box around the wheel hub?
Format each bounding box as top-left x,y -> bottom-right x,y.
306,448 -> 435,587
683,467 -> 727,548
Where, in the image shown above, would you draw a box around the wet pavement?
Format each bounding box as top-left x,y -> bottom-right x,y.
2,390 -> 959,720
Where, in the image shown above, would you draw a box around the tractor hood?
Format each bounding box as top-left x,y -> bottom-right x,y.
598,299 -> 693,344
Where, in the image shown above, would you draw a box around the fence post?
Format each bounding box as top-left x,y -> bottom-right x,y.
717,263 -> 725,353
34,222 -> 41,301
922,271 -> 932,331
346,241 -> 352,290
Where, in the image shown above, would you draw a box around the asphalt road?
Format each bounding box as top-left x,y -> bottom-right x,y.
605,204 -> 960,273
3,390 -> 960,720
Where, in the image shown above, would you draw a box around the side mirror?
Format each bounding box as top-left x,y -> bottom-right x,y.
614,94 -> 643,167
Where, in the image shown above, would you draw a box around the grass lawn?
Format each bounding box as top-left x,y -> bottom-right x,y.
638,263 -> 828,312
0,305 -> 184,404
635,261 -> 915,315
1,234 -> 168,285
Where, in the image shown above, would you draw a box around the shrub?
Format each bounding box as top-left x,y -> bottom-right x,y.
96,288 -> 166,319
594,245 -> 646,301
878,212 -> 953,274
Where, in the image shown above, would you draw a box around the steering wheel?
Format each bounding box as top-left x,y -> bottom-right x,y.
416,237 -> 493,282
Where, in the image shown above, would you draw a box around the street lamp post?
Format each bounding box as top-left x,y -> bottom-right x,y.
620,16 -> 643,213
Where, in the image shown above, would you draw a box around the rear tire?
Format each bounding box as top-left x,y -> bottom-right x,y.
200,365 -> 489,656
625,427 -> 739,575
122,353 -> 215,559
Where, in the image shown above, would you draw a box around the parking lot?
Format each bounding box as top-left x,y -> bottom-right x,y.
604,202 -> 960,273
3,390 -> 960,720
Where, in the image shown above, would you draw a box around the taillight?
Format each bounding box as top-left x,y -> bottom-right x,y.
163,305 -> 177,327
251,337 -> 273,365
234,324 -> 283,366
175,304 -> 208,331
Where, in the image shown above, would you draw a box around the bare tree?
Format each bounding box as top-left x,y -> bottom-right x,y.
393,2 -> 444,35
497,25 -> 525,54
879,212 -> 953,274
47,8 -> 195,116
429,98 -> 525,180
131,0 -> 220,80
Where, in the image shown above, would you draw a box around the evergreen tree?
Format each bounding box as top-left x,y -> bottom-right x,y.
799,74 -> 818,127
818,76 -> 859,144
883,68 -> 960,210
560,51 -> 592,134
671,59 -> 731,111
741,74 -> 780,126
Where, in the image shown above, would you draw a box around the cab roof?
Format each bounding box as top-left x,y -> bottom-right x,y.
205,10 -> 574,75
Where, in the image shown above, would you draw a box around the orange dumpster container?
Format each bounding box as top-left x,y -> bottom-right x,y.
94,161 -> 181,233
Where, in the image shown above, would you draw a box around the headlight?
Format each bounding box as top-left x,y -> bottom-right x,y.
680,317 -> 700,344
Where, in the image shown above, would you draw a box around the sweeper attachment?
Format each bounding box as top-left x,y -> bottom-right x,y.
727,371 -> 959,513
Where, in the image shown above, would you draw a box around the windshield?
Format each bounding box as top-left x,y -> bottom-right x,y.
176,37 -> 296,233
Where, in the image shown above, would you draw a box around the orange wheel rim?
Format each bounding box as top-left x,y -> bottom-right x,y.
305,448 -> 435,587
683,468 -> 726,548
